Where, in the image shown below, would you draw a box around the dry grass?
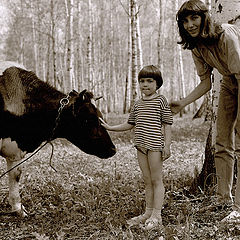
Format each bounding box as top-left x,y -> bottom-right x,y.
0,114 -> 239,239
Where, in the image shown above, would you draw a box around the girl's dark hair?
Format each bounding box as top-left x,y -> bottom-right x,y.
176,0 -> 223,49
138,65 -> 163,89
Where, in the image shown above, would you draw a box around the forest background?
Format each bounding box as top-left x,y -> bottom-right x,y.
0,0 -> 201,114
2,0 -> 240,239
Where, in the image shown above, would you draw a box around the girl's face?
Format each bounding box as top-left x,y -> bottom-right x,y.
139,78 -> 157,96
183,14 -> 202,37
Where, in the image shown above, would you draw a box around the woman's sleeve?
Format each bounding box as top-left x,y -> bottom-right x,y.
192,49 -> 213,81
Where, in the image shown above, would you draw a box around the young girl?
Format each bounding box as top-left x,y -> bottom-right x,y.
101,65 -> 173,230
171,0 -> 240,222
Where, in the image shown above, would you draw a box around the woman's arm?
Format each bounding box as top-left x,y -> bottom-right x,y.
100,118 -> 134,132
170,77 -> 211,114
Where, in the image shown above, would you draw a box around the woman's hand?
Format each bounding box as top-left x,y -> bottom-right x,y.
169,100 -> 185,115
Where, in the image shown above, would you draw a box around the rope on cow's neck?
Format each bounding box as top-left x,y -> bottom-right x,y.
0,93 -> 71,180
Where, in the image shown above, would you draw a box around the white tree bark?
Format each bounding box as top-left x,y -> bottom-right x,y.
136,4 -> 143,70
87,0 -> 93,91
130,0 -> 138,105
66,0 -> 75,92
211,0 -> 240,24
50,0 -> 57,88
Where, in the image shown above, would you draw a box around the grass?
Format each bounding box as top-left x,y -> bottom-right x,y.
0,114 -> 239,239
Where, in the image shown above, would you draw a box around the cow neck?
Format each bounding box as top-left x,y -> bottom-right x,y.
49,92 -> 73,141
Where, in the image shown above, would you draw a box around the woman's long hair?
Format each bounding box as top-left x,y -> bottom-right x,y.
176,0 -> 223,50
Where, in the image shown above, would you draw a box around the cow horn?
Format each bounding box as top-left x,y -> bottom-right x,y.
79,89 -> 87,101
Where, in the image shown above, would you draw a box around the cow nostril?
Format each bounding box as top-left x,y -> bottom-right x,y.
111,147 -> 116,153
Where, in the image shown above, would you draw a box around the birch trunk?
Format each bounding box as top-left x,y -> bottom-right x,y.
157,0 -> 163,68
130,0 -> 138,106
175,0 -> 185,114
135,4 -> 143,70
50,0 -> 57,88
108,0 -> 115,112
123,0 -> 132,113
19,0 -> 25,65
87,0 -> 93,91
66,0 -> 75,92
76,1 -> 82,91
31,15 -> 39,76
178,46 -> 185,100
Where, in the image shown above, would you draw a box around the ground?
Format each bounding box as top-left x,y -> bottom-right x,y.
0,114 -> 239,239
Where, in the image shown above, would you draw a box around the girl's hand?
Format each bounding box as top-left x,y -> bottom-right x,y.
99,118 -> 110,130
170,100 -> 184,115
162,147 -> 171,161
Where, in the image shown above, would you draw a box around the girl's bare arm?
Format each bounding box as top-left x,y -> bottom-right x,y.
162,124 -> 172,160
100,118 -> 134,132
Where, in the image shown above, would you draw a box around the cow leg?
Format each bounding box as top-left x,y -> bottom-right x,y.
1,138 -> 27,217
6,159 -> 27,216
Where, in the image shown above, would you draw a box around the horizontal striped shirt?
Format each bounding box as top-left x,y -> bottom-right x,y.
128,94 -> 173,151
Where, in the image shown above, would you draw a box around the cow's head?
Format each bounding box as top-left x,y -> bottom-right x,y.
59,90 -> 116,159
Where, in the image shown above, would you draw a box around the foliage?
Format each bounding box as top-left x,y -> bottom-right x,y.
0,115 -> 237,239
0,0 -> 199,113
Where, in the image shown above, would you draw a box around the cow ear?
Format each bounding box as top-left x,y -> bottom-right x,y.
79,90 -> 94,102
69,90 -> 78,97
84,91 -> 94,101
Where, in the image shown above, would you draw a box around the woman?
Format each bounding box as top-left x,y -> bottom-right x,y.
171,0 -> 240,222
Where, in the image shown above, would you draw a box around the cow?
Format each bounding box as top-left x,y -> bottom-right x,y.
0,63 -> 116,217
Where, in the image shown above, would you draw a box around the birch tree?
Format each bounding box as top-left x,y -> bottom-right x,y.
157,0 -> 164,68
30,1 -> 39,76
121,0 -> 132,113
136,4 -> 143,70
175,0 -> 185,107
130,0 -> 139,106
49,0 -> 58,88
66,0 -> 75,92
87,0 -> 93,91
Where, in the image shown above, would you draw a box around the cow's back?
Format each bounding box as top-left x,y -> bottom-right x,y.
0,61 -> 26,75
0,67 -> 26,116
0,61 -> 26,114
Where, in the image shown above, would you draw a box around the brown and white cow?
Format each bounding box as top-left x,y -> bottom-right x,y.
0,63 -> 116,217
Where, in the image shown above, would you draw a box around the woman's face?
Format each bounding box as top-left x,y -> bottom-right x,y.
183,14 -> 202,37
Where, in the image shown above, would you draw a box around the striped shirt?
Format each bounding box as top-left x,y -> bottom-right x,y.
128,94 -> 173,151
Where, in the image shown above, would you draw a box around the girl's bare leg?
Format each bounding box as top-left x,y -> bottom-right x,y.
145,151 -> 164,230
127,149 -> 153,225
